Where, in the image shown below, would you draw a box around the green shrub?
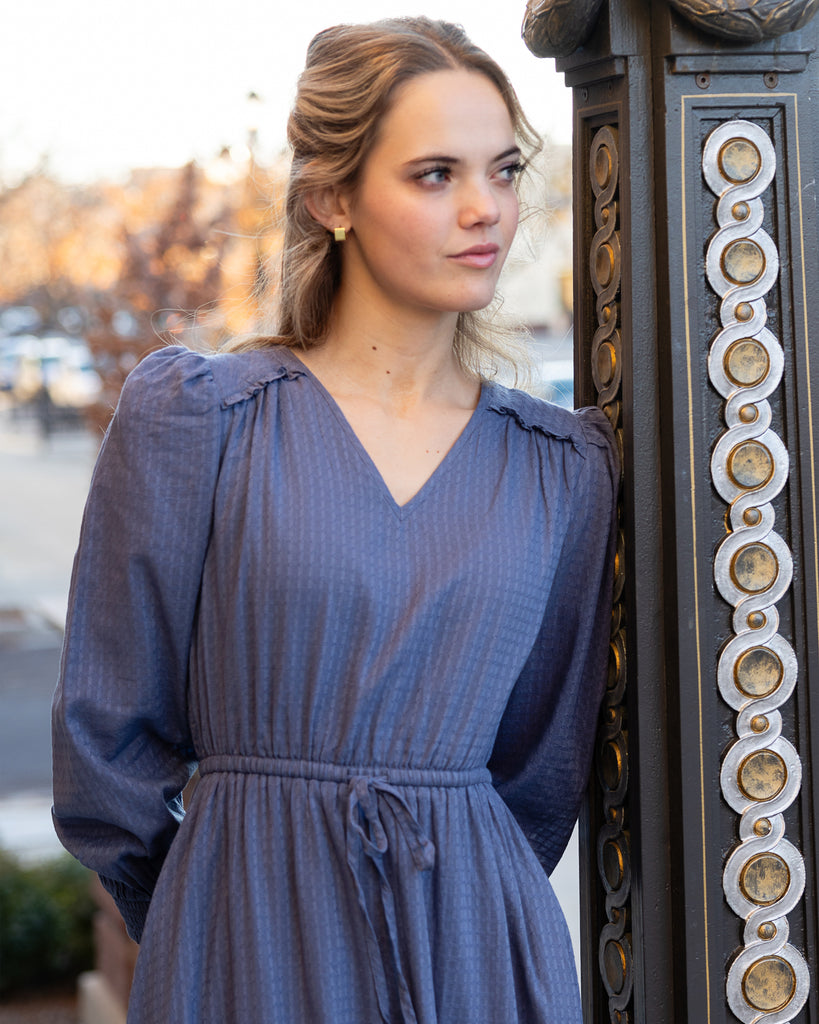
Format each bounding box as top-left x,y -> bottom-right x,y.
0,849 -> 94,996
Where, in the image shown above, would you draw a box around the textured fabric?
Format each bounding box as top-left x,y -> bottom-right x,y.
52,345 -> 618,1024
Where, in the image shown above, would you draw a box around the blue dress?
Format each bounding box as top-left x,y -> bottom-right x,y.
52,345 -> 617,1023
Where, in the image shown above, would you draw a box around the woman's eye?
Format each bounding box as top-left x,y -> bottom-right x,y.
496,161 -> 525,182
416,166 -> 451,185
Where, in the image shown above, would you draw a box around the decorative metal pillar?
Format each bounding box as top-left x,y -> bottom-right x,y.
522,2 -> 819,1022
703,118 -> 809,1023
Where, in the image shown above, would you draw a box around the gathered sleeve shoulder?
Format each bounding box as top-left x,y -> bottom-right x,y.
51,346 -> 222,942
488,399 -> 619,874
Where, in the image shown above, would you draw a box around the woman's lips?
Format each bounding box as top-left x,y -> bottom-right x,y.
448,244 -> 500,269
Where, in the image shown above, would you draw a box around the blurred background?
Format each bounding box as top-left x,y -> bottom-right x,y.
0,1 -> 576,1020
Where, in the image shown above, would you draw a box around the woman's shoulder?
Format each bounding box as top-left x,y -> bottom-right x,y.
485,381 -> 616,456
485,381 -> 620,507
118,344 -> 308,419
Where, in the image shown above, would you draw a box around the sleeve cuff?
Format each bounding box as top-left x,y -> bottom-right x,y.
99,875 -> 151,944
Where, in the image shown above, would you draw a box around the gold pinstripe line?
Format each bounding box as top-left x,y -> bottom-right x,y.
791,97 -> 819,670
680,93 -> 711,1022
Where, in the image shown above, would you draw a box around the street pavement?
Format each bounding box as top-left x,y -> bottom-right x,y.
0,405 -> 97,861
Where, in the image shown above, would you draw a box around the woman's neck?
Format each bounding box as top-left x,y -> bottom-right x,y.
297,299 -> 473,410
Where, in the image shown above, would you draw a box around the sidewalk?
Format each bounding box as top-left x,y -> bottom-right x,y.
0,408 -> 97,614
0,410 -> 98,865
0,991 -> 78,1024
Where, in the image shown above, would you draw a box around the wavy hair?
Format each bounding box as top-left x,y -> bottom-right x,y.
227,17 -> 541,378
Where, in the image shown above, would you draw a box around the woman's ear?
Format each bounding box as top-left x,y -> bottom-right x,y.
305,187 -> 352,234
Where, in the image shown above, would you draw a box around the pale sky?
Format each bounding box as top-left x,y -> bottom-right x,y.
1,0 -> 572,185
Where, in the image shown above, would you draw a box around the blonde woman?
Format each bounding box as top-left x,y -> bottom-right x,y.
53,18 -> 617,1023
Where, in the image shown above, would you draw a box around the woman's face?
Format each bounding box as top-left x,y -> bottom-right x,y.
338,69 -> 521,326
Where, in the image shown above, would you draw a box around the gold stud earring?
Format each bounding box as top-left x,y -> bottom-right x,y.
334,227 -> 347,242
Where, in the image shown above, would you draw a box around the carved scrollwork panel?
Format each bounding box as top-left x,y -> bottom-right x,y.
589,123 -> 633,1024
667,0 -> 819,43
703,118 -> 809,1024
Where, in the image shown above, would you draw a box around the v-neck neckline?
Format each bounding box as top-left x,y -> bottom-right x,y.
280,347 -> 489,518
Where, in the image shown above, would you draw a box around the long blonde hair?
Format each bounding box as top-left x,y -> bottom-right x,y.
227,17 -> 541,378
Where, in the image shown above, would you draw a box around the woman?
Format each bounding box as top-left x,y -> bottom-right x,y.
52,17 -> 617,1023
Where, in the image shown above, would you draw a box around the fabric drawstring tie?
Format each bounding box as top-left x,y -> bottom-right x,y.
197,755 -> 491,1024
347,776 -> 435,1024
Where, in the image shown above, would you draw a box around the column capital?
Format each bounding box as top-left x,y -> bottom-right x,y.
523,0 -> 819,59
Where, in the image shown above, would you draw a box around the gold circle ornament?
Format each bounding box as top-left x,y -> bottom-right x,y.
739,749 -> 787,801
602,839 -> 625,890
603,940 -> 627,994
722,238 -> 766,285
740,852 -> 790,905
596,341 -> 617,386
725,338 -> 769,387
743,956 -> 797,1013
731,543 -> 778,593
728,441 -> 773,489
735,647 -> 782,698
719,139 -> 762,183
594,143 -> 613,189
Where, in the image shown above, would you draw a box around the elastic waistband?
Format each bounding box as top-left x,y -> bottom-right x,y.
197,754 -> 490,788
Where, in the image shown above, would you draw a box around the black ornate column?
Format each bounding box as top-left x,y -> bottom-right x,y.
522,2 -> 819,1022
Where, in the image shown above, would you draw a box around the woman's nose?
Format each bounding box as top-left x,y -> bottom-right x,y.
458,181 -> 501,228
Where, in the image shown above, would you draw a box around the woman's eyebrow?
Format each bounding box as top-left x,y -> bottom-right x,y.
494,146 -> 522,162
404,146 -> 522,168
404,154 -> 460,167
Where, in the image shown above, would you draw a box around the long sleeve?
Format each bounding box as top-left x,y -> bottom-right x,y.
52,346 -> 222,942
488,407 -> 618,874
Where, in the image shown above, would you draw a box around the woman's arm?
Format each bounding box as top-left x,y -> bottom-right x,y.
489,409 -> 619,873
51,347 -> 222,942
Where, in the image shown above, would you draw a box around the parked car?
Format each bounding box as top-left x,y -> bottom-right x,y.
43,340 -> 103,409
0,305 -> 41,336
0,334 -> 40,392
1,334 -> 102,408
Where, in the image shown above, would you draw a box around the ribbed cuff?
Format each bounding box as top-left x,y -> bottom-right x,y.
99,875 -> 151,944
